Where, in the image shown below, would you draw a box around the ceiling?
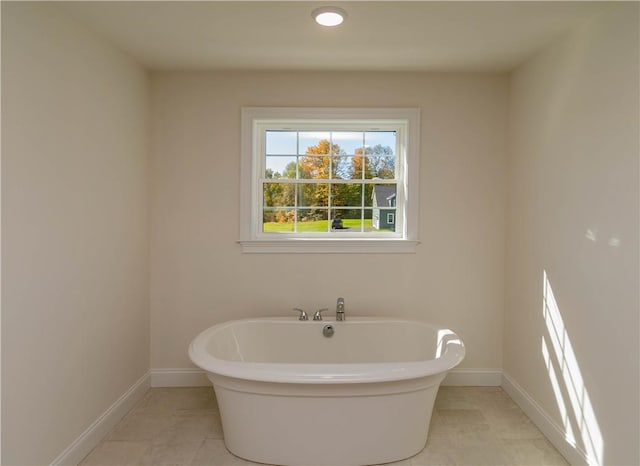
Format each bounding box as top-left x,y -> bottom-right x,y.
61,1 -> 608,72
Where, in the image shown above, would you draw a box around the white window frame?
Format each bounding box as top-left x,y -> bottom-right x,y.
387,212 -> 396,225
239,107 -> 420,253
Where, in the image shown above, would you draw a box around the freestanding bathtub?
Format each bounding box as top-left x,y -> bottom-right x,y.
188,317 -> 465,466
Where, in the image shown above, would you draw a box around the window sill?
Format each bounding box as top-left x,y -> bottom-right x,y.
238,239 -> 419,254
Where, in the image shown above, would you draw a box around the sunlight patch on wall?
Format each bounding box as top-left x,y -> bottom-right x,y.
542,270 -> 603,465
541,336 -> 577,445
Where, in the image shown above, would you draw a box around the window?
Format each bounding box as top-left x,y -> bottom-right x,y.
240,108 -> 420,253
387,212 -> 396,225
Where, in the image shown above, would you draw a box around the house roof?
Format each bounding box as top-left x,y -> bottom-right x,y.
372,186 -> 396,207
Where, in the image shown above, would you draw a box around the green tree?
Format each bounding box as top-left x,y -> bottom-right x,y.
283,161 -> 297,179
353,144 -> 395,179
365,144 -> 395,179
264,166 -> 295,221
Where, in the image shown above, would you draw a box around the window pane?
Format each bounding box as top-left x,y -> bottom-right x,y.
331,209 -> 363,232
299,132 -> 331,155
331,131 -> 363,155
331,156 -> 349,180
263,209 -> 294,233
263,183 -> 295,207
331,183 -> 362,207
298,183 -> 328,207
298,156 -> 330,179
372,208 -> 396,232
297,209 -> 328,232
331,156 -> 365,180
364,131 -> 396,155
370,183 -> 397,232
265,156 -> 296,179
351,156 -> 365,180
366,183 -> 397,207
365,155 -> 396,179
266,131 -> 297,155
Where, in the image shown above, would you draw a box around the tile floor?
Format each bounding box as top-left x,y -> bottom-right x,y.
80,386 -> 568,466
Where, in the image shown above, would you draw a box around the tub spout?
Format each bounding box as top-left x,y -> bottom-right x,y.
336,297 -> 345,321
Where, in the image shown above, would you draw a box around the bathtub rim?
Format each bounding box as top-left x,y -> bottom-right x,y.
188,316 -> 465,384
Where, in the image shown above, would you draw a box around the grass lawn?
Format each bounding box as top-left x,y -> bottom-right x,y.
263,218 -> 375,233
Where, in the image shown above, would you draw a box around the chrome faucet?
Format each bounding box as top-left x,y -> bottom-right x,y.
292,308 -> 308,321
336,297 -> 345,321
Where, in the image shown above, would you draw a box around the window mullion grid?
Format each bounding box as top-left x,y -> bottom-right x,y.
259,130 -> 267,236
255,119 -> 408,240
396,128 -> 402,236
328,131 -> 333,233
360,131 -> 365,232
294,131 -> 300,233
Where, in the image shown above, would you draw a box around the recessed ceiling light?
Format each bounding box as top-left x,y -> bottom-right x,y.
312,6 -> 347,27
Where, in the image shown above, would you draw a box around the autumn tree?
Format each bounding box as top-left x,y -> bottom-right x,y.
264,139 -> 395,225
300,140 -> 396,214
298,139 -> 342,217
299,139 -> 338,179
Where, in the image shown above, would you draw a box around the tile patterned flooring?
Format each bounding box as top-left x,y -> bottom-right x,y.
80,386 -> 568,466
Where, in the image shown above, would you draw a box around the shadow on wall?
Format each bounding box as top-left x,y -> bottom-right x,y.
542,270 -> 603,465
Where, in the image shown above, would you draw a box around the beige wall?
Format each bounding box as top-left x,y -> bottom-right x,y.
1,3 -> 150,465
5,2 -> 636,464
150,71 -> 508,371
505,4 -> 639,465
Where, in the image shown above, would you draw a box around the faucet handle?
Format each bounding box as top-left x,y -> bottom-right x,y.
292,308 -> 308,321
313,308 -> 329,321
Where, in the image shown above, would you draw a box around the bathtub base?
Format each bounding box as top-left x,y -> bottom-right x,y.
209,373 -> 445,466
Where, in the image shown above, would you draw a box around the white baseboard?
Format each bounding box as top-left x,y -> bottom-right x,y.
151,367 -> 500,388
44,367 -> 588,465
150,368 -> 210,387
502,372 -> 587,465
50,371 -> 150,466
51,368 -> 583,465
442,368 -> 502,386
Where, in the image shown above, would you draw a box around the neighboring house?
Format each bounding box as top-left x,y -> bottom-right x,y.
372,185 -> 396,230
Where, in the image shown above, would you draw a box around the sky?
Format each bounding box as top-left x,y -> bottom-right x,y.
264,130 -> 396,175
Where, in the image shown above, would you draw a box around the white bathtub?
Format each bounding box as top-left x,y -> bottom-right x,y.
188,317 -> 465,466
